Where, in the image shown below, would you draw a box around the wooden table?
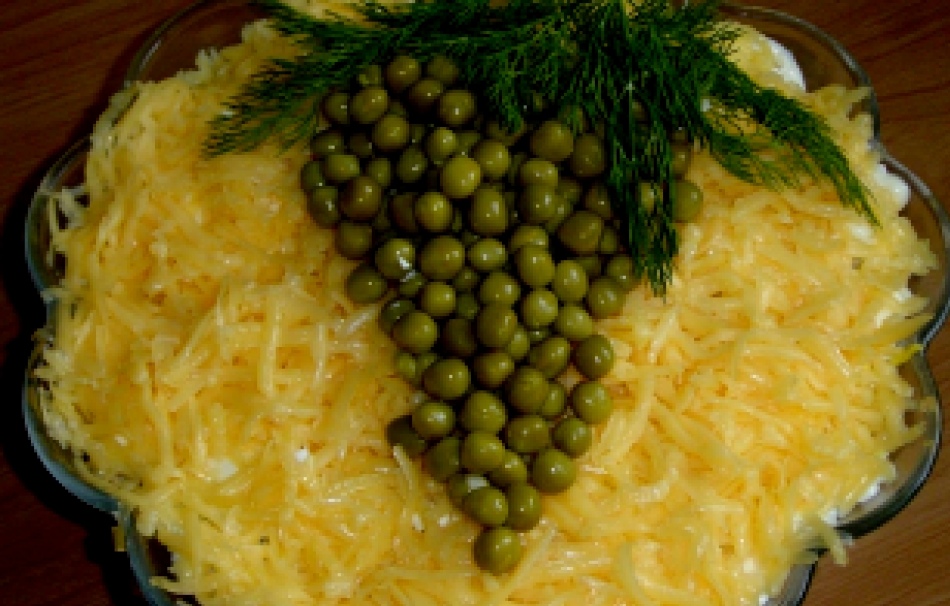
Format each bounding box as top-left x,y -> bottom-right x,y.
1,1 -> 948,604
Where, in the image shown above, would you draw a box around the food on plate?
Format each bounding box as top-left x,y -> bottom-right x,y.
32,0 -> 937,604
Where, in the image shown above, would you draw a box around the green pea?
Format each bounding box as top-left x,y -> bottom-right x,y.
472,350 -> 515,390
365,157 -> 393,188
372,113 -> 411,153
569,132 -> 606,179
419,281 -> 456,318
504,366 -> 550,414
310,129 -> 346,160
604,255 -> 637,292
671,142 -> 692,178
573,334 -> 615,380
422,357 -> 471,401
519,158 -> 559,187
557,209 -> 604,255
598,224 -> 620,255
552,417 -> 593,458
438,89 -> 477,127
338,175 -> 382,221
553,304 -> 595,342
441,156 -> 483,199
529,120 -> 574,163
586,276 -> 625,319
385,54 -> 422,93
520,288 -> 559,330
335,220 -> 374,259
518,184 -> 560,225
570,380 -> 613,424
537,382 -> 568,419
452,266 -> 481,292
322,91 -> 350,126
505,326 -> 531,362
374,237 -> 415,281
473,527 -> 522,574
425,55 -> 460,86
528,335 -> 571,379
478,271 -> 521,306
488,450 -> 529,487
418,235 -> 466,281
454,291 -> 481,320
460,431 -> 506,474
349,85 -> 389,124
638,181 -> 663,214
459,391 -> 507,434
463,486 -> 508,527
412,400 -> 456,439
307,186 -> 341,228
386,414 -> 427,457
425,127 -> 458,163
468,186 -> 508,236
504,415 -> 551,454
471,139 -> 511,182
504,482 -> 542,531
348,131 -> 375,159
391,310 -> 439,354
396,146 -> 430,184
531,447 -> 577,494
447,473 -> 490,508
323,153 -> 362,184
406,72 -> 445,114
468,238 -> 508,273
551,260 -> 589,303
414,191 -> 454,233
582,182 -> 614,220
425,436 -> 462,482
671,179 -> 703,222
393,351 -> 417,383
475,303 -> 519,350
514,244 -> 556,288
543,191 -> 573,234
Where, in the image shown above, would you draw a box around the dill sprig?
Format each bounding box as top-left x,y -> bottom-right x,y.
205,0 -> 873,293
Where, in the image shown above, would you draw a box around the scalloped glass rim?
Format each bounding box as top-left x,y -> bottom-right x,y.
21,2 -> 949,606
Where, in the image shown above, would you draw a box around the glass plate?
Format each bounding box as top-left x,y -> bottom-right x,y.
22,2 -> 950,605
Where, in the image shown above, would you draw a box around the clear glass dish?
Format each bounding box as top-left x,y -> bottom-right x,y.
22,2 -> 950,605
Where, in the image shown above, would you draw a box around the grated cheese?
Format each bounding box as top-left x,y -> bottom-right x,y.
35,7 -> 938,606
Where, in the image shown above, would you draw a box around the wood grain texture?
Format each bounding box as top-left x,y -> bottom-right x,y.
0,1 -> 947,604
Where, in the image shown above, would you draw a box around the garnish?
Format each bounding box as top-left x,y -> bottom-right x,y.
206,0 -> 873,293
205,0 -> 873,293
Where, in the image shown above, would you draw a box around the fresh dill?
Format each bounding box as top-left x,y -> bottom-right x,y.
205,0 -> 874,293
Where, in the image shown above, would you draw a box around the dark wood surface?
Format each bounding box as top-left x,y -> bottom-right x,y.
1,1 -> 948,604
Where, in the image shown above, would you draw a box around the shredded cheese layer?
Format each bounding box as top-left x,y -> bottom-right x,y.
36,9 -> 937,606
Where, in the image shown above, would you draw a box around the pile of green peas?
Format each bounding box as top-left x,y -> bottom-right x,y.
299,54 -> 701,574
